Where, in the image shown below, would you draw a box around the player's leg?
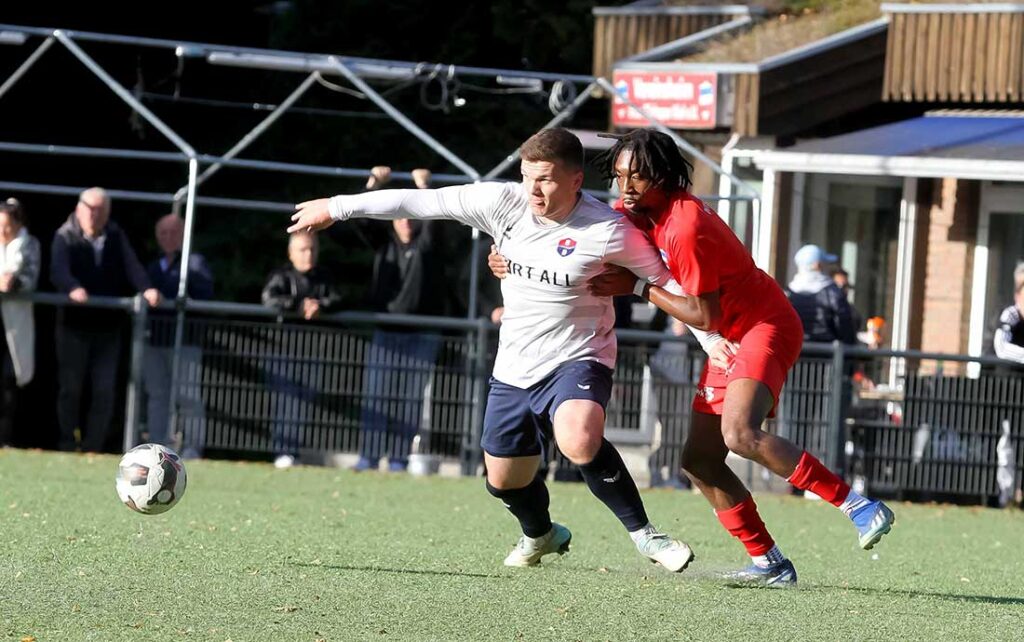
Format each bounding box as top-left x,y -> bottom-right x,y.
483,380 -> 569,567
722,376 -> 895,551
681,408 -> 795,587
548,362 -> 692,572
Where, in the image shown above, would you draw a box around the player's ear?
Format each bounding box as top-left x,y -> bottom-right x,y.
572,169 -> 584,192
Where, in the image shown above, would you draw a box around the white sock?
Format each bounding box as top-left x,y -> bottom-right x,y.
751,545 -> 786,569
629,522 -> 657,544
839,489 -> 872,517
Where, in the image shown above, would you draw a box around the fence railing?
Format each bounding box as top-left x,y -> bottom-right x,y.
5,292 -> 1023,505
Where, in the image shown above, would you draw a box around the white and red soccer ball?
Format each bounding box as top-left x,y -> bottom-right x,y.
115,444 -> 188,515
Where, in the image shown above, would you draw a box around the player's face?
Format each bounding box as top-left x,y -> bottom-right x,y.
613,149 -> 661,216
521,159 -> 584,220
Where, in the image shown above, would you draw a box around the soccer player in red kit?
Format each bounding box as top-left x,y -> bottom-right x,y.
588,129 -> 895,586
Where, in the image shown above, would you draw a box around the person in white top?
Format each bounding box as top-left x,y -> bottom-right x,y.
290,129 -> 719,571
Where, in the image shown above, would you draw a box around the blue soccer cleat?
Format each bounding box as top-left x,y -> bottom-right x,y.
723,559 -> 798,588
850,500 -> 895,550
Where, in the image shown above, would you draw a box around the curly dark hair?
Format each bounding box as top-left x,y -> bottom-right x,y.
594,128 -> 693,192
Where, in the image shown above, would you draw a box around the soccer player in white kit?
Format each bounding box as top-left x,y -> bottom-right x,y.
289,129 -> 712,571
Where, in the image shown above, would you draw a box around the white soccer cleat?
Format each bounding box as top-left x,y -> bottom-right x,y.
634,525 -> 694,572
503,523 -> 572,567
273,454 -> 295,469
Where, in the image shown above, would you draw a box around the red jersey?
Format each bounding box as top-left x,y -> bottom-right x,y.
619,192 -> 795,341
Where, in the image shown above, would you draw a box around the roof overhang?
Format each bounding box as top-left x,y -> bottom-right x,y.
753,114 -> 1024,182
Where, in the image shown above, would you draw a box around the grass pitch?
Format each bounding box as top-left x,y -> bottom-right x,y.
1,449 -> 1022,641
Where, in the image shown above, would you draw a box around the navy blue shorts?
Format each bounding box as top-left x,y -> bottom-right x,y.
482,360 -> 614,458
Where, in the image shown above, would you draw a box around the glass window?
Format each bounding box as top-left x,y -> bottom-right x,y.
799,176 -> 902,344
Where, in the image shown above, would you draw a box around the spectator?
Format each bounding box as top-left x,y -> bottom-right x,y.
144,214 -> 214,458
832,268 -> 864,336
993,263 -> 1024,363
261,230 -> 342,468
0,198 -> 40,447
50,188 -> 160,452
353,167 -> 444,473
786,244 -> 856,344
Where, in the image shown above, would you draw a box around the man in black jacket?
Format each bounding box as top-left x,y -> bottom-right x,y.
261,230 -> 342,468
786,245 -> 856,344
50,187 -> 161,452
144,214 -> 215,457
353,167 -> 444,472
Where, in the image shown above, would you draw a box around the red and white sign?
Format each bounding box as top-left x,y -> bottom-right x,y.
611,70 -> 718,129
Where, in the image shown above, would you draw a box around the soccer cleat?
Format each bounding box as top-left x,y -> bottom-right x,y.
503,523 -> 572,567
273,454 -> 295,469
723,559 -> 798,588
633,526 -> 694,573
851,500 -> 895,550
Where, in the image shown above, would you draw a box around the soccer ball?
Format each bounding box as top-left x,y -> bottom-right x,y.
115,444 -> 188,515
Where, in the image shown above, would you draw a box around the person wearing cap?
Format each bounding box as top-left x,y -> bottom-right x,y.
786,245 -> 856,345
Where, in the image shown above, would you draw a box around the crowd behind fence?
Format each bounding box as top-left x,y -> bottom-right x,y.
4,292 -> 1023,507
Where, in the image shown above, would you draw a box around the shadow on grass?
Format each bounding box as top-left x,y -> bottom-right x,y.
289,560 -> 507,580
814,584 -> 1024,607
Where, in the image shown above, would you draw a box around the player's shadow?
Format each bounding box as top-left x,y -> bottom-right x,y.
812,584 -> 1024,606
289,560 -> 508,580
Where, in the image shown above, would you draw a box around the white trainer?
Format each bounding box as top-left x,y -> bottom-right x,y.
634,525 -> 694,572
273,454 -> 295,469
503,523 -> 572,567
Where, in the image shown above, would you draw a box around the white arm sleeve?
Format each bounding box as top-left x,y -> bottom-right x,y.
994,320 -> 1024,363
328,182 -> 520,239
603,219 -> 724,353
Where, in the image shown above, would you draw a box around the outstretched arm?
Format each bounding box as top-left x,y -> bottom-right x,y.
288,183 -> 516,239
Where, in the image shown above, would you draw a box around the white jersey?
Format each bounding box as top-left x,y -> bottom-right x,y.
329,182 -> 695,387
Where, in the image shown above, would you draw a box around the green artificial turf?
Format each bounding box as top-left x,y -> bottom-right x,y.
1,449 -> 1022,641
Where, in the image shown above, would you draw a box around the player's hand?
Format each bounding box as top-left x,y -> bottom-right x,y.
69,287 -> 89,303
366,165 -> 392,190
488,245 -> 508,279
490,306 -> 504,325
289,199 -> 335,234
142,288 -> 162,308
587,264 -> 635,297
706,338 -> 739,369
302,298 -> 321,320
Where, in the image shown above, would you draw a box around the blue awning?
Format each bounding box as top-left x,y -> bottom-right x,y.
753,114 -> 1024,181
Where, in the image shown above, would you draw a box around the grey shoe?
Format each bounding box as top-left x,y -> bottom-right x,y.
503,523 -> 572,567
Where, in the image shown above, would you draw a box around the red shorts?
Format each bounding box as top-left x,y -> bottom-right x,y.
692,319 -> 803,417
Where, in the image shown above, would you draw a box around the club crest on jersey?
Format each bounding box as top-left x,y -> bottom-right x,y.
556,238 -> 576,257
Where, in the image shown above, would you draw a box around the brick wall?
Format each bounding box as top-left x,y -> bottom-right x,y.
918,178 -> 979,373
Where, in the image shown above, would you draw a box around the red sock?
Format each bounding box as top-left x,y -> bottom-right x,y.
715,495 -> 775,557
787,451 -> 850,507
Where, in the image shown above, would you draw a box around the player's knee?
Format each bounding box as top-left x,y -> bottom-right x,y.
557,432 -> 602,464
721,423 -> 758,458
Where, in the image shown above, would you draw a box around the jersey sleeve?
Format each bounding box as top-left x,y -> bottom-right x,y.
665,203 -> 720,296
328,182 -> 519,239
993,307 -> 1024,363
602,218 -> 675,289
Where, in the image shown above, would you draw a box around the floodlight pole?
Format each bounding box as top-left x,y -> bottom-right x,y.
0,36 -> 54,101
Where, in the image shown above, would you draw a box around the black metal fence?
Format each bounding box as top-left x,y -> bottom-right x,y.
6,292 -> 1024,505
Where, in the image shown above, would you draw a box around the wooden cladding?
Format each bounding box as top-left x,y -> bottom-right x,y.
884,11 -> 1024,102
733,29 -> 888,137
592,12 -> 732,80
